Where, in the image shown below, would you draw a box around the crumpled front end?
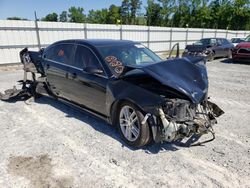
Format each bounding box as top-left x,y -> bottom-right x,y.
145,98 -> 224,145
182,45 -> 213,61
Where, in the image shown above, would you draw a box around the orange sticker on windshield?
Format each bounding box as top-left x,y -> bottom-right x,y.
105,56 -> 124,75
114,66 -> 124,74
109,60 -> 122,67
105,56 -> 117,62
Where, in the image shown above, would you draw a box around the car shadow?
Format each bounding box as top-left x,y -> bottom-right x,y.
220,58 -> 233,64
220,58 -> 250,65
1,95 -> 205,154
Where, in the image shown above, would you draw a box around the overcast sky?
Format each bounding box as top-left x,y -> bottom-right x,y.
0,0 -> 148,20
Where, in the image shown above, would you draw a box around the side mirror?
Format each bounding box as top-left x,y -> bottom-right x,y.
84,67 -> 103,75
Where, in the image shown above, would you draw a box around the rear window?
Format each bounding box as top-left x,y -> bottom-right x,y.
44,43 -> 74,65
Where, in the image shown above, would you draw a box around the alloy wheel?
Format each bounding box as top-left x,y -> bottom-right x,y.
119,106 -> 140,142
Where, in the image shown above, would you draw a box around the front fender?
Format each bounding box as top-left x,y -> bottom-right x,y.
106,80 -> 164,121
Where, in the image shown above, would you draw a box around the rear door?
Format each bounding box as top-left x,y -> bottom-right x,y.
42,42 -> 75,98
65,44 -> 108,115
214,39 -> 224,57
221,39 -> 232,56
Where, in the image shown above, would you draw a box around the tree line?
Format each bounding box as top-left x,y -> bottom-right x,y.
7,0 -> 250,30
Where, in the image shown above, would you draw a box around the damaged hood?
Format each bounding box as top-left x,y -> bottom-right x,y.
122,57 -> 208,104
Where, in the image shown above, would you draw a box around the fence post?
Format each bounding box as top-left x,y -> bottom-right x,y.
201,28 -> 204,39
215,29 -> 217,38
225,29 -> 228,39
185,28 -> 189,47
34,11 -> 41,50
120,25 -> 123,40
84,23 -> 88,39
169,27 -> 172,51
236,30 -> 238,37
147,26 -> 150,48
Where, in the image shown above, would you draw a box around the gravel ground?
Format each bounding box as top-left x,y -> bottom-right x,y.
0,59 -> 250,188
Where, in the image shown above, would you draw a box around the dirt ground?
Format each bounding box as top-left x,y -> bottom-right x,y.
0,59 -> 249,188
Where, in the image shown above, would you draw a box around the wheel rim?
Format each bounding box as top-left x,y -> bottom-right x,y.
119,106 -> 140,142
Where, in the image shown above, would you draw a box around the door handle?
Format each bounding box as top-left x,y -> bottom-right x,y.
46,64 -> 50,69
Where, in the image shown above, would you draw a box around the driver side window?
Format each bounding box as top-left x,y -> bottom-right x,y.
74,45 -> 104,74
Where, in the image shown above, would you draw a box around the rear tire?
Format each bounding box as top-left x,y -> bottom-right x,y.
116,102 -> 151,147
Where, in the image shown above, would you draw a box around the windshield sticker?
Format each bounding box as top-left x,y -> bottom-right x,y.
105,56 -> 117,62
105,56 -> 125,75
114,66 -> 124,74
109,60 -> 122,67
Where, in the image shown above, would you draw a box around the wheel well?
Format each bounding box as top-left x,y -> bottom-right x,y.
110,99 -> 144,126
110,99 -> 154,144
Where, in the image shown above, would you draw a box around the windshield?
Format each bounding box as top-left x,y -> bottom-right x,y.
97,43 -> 162,67
245,35 -> 250,42
194,38 -> 217,46
231,38 -> 244,43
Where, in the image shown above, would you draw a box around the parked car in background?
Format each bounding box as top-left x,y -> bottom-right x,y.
232,35 -> 250,63
231,38 -> 245,47
183,38 -> 234,61
0,39 -> 223,147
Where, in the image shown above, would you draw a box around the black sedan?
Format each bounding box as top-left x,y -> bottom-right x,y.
0,39 -> 223,147
183,38 -> 234,61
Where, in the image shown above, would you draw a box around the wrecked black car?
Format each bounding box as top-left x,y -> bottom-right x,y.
0,39 -> 224,147
183,38 -> 234,61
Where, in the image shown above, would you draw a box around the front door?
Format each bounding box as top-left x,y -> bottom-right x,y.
66,45 -> 108,116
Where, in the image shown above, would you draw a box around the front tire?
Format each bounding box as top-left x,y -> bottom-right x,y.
116,102 -> 151,147
227,49 -> 232,59
207,51 -> 215,61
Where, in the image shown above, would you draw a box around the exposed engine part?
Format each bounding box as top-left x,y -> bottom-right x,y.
157,99 -> 224,144
141,113 -> 151,124
159,108 -> 181,141
164,99 -> 196,122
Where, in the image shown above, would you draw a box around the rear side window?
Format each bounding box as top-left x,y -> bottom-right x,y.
210,39 -> 217,45
222,39 -> 230,45
216,39 -> 222,45
74,45 -> 103,71
44,43 -> 74,65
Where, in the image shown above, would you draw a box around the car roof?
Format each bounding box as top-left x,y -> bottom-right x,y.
55,39 -> 137,47
82,39 -> 137,47
201,38 -> 226,40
